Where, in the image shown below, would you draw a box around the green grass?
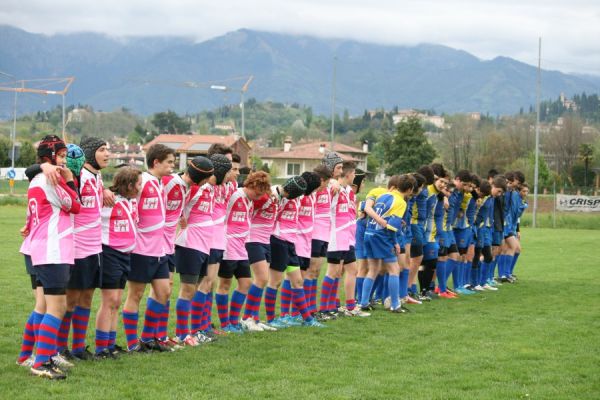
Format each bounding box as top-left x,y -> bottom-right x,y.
0,205 -> 599,399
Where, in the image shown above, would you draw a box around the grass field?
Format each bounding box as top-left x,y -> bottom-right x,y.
0,205 -> 599,399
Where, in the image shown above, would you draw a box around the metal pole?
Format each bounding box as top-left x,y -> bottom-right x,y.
533,37 -> 541,228
330,55 -> 337,151
11,88 -> 17,170
240,90 -> 245,140
552,180 -> 556,229
62,94 -> 66,140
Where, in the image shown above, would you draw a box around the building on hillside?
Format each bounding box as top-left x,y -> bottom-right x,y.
392,109 -> 446,129
108,143 -> 145,166
143,133 -> 251,170
255,139 -> 369,179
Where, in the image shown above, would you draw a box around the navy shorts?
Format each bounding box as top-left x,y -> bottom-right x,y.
403,225 -> 413,242
364,232 -> 397,263
246,242 -> 271,265
298,256 -> 310,270
218,259 -> 251,279
25,255 -> 41,289
129,253 -> 170,283
175,246 -> 208,276
101,245 -> 130,289
69,253 -> 102,290
34,263 -> 71,290
454,228 -> 472,250
311,239 -> 329,258
327,246 -> 357,265
492,230 -> 503,246
270,236 -> 299,272
423,242 -> 439,261
411,224 -> 425,247
165,253 -> 176,273
208,249 -> 225,265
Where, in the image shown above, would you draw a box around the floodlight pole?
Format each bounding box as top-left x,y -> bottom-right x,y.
330,55 -> 337,152
533,38 -> 542,229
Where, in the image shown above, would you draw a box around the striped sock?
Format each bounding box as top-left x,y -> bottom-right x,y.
292,288 -> 312,322
265,287 -> 278,322
319,276 -> 334,311
71,306 -> 91,354
228,290 -> 246,326
108,331 -> 117,351
190,291 -> 206,333
33,314 -> 61,368
17,312 -> 36,363
156,300 -> 170,341
280,279 -> 292,317
141,298 -> 161,343
215,293 -> 229,328
56,310 -> 72,352
310,278 -> 318,312
95,329 -> 110,354
243,284 -> 263,321
328,278 -> 339,312
303,279 -> 312,313
175,298 -> 191,340
122,310 -> 139,350
200,293 -> 213,332
346,298 -> 356,312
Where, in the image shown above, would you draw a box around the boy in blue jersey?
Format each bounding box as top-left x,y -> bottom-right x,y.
407,170 -> 430,302
487,169 -> 505,284
462,174 -> 480,291
511,182 -> 529,279
359,175 -> 415,313
499,171 -> 525,282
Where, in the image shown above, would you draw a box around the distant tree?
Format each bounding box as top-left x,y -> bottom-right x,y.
16,141 -> 37,167
151,110 -> 191,134
579,143 -> 594,187
127,124 -> 146,144
383,117 -> 436,175
0,137 -> 11,167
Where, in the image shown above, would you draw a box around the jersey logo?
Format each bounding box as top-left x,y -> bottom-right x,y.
232,211 -> 246,222
166,200 -> 182,211
260,211 -> 274,220
281,210 -> 296,221
317,194 -> 328,204
338,203 -> 348,213
81,195 -> 96,209
142,197 -> 159,210
113,219 -> 130,232
299,206 -> 312,216
198,201 -> 210,213
55,185 -> 73,210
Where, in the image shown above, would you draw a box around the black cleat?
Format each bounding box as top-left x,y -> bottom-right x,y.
71,346 -> 94,361
94,348 -> 118,360
30,361 -> 67,380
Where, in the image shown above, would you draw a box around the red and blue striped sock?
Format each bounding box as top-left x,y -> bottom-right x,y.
303,279 -> 312,312
95,329 -> 110,354
108,331 -> 116,351
71,306 -> 90,354
200,293 -> 213,332
229,290 -> 247,326
292,288 -> 312,322
346,298 -> 356,311
122,310 -> 139,350
141,298 -> 161,343
190,291 -> 205,333
327,278 -> 339,312
175,298 -> 191,340
156,300 -> 169,341
33,314 -> 60,368
17,312 -> 37,363
215,293 -> 229,328
243,284 -> 263,321
265,287 -> 278,322
280,279 -> 292,317
311,278 -> 318,312
56,310 -> 72,352
320,276 -> 334,312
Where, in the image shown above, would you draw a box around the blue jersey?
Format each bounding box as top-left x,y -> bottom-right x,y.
424,185 -> 439,243
445,191 -> 463,232
475,196 -> 494,228
503,189 -> 521,229
466,195 -> 477,227
404,196 -> 416,227
366,191 -> 407,237
410,188 -> 428,226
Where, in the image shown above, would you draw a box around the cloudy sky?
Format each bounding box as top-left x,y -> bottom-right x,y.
2,0 -> 600,75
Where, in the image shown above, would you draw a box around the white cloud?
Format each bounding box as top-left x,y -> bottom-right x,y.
1,0 -> 599,75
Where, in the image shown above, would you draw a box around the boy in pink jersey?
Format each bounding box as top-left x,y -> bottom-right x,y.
265,176 -> 325,329
216,172 -> 271,333
26,136 -> 80,379
96,167 -> 142,358
122,144 -> 175,352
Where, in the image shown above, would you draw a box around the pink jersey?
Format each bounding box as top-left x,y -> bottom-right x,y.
296,194 -> 315,258
25,175 -> 80,265
272,186 -> 300,243
223,188 -> 253,260
132,172 -> 166,257
313,186 -> 332,242
175,183 -> 214,255
73,168 -> 103,259
248,194 -> 277,244
349,189 -> 357,247
19,207 -> 33,256
211,183 -> 232,250
162,174 -> 188,255
101,195 -> 138,253
328,186 -> 356,252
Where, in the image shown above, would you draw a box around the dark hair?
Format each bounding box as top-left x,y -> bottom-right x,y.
300,171 -> 321,195
479,180 -> 491,197
471,174 -> 481,188
397,174 -> 416,193
231,153 -> 241,163
411,173 -> 426,191
492,176 -> 508,192
505,171 -> 515,182
520,182 -> 529,190
430,163 -> 447,179
146,144 -> 175,169
513,170 -> 525,184
110,167 -> 142,198
207,143 -> 233,157
455,169 -> 472,182
341,161 -> 356,177
487,168 -> 499,179
313,164 -> 332,181
417,165 -> 435,185
244,171 -> 271,194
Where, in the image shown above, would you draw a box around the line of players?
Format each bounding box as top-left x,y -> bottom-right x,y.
16,134 -> 528,380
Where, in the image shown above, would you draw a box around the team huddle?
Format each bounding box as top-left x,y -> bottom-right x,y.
15,134 -> 529,380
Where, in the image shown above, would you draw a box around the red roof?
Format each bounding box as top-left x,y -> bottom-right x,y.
255,141 -> 366,161
142,133 -> 245,153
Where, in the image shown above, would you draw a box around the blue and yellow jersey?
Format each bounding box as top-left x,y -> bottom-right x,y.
403,196 -> 416,226
517,199 -> 528,219
475,195 -> 494,228
446,190 -> 463,231
503,189 -> 521,228
410,187 -> 429,226
424,184 -> 439,242
452,191 -> 471,229
365,187 -> 387,203
366,190 -> 407,235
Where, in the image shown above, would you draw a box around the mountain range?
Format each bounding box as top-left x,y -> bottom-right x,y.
1,25 -> 599,118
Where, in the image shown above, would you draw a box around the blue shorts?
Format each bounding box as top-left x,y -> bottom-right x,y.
129,253 -> 170,283
246,242 -> 271,265
69,253 -> 102,290
364,232 -> 397,263
454,228 -> 473,250
492,230 -> 503,246
208,249 -> 225,265
218,260 -> 251,279
298,256 -> 310,271
504,224 -> 517,238
411,224 -> 425,247
34,263 -> 71,290
270,236 -> 299,272
101,245 -> 130,289
327,246 -> 356,265
175,246 -> 208,276
423,242 -> 439,261
476,228 -> 492,248
355,244 -> 367,260
311,239 -> 328,258
403,225 -> 413,242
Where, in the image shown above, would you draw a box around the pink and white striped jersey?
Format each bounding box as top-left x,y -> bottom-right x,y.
328,186 -> 356,252
223,188 -> 253,261
25,175 -> 80,265
312,186 -> 332,242
101,195 -> 138,253
74,168 -> 103,259
272,186 -> 300,243
296,194 -> 315,258
175,183 -> 214,255
132,172 -> 166,257
248,194 -> 277,244
211,183 -> 232,250
162,174 -> 188,255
